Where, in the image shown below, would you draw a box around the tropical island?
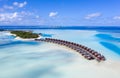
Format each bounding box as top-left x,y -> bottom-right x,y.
10,31 -> 39,39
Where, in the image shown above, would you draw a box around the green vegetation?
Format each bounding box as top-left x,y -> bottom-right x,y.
11,31 -> 39,39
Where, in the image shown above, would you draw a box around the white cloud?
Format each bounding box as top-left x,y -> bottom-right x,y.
0,8 -> 4,12
36,15 -> 40,18
3,5 -> 14,10
13,1 -> 27,8
0,5 -> 14,12
13,2 -> 19,6
113,16 -> 120,20
0,11 -> 44,25
49,12 -> 58,17
0,12 -> 18,22
12,12 -> 18,18
85,13 -> 101,19
0,1 -> 27,12
18,18 -> 22,21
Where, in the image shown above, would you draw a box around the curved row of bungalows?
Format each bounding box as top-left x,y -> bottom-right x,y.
35,38 -> 106,62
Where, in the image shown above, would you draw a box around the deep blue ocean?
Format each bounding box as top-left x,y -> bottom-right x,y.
0,26 -> 120,30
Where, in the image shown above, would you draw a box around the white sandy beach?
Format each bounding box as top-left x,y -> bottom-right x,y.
14,36 -> 41,41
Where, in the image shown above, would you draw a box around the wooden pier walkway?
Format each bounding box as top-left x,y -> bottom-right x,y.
35,38 -> 106,62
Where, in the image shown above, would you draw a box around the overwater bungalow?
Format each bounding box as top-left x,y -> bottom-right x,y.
35,38 -> 106,62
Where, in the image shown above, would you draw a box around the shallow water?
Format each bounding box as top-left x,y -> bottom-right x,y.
0,29 -> 120,78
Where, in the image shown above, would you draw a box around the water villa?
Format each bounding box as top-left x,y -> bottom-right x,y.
35,38 -> 106,62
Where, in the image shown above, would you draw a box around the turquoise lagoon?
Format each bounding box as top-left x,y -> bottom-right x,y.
0,29 -> 120,78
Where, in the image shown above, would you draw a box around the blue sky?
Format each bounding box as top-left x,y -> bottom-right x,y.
0,0 -> 120,26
